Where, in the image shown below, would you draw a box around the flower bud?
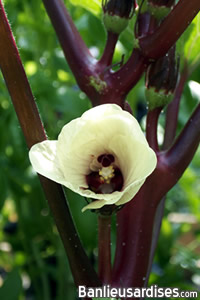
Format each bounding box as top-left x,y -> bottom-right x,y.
145,46 -> 179,110
147,0 -> 175,20
102,0 -> 135,34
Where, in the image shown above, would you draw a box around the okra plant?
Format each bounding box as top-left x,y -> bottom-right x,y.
0,0 -> 200,299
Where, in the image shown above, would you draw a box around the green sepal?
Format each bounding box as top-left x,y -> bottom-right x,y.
145,88 -> 173,111
103,12 -> 129,34
148,3 -> 171,20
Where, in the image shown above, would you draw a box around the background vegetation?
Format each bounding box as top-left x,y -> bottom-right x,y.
0,0 -> 199,299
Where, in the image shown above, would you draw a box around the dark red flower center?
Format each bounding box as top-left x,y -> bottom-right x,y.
86,154 -> 123,194
97,154 -> 115,167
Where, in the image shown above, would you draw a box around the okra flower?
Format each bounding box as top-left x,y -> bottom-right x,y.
29,104 -> 157,212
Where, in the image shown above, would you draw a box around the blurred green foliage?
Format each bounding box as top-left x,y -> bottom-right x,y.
0,0 -> 199,299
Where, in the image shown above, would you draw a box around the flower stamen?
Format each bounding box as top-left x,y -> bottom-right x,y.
99,166 -> 115,184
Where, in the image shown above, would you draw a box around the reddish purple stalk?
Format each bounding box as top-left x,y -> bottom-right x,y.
42,0 -> 200,107
146,107 -> 162,152
98,215 -> 112,284
112,97 -> 200,287
167,103 -> 200,179
98,31 -> 119,67
139,0 -> 200,59
0,0 -> 100,288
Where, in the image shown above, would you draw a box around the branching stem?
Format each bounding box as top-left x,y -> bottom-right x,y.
139,0 -> 200,59
0,0 -> 100,287
146,107 -> 162,152
98,31 -> 119,67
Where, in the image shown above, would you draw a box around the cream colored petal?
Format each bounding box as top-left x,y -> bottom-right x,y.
29,104 -> 157,212
115,178 -> 146,206
29,141 -> 68,185
108,135 -> 157,188
81,199 -> 107,212
81,103 -> 122,121
73,187 -> 122,202
56,104 -> 151,190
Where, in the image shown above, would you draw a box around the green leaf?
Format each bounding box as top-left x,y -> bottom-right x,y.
0,269 -> 22,300
184,14 -> 200,64
69,0 -> 102,16
177,13 -> 200,69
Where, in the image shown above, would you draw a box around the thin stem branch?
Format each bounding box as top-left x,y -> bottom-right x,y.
166,102 -> 200,180
41,0 -> 200,109
103,1 -> 199,100
42,0 -> 96,91
0,6 -> 46,148
146,107 -> 162,152
98,31 -> 119,67
139,0 -> 200,59
111,143 -> 194,288
109,49 -> 147,99
112,180 -> 158,288
145,103 -> 200,285
163,64 -> 188,149
0,1 -> 100,287
144,196 -> 166,288
98,215 -> 112,284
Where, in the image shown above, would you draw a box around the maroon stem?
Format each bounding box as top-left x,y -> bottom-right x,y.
139,0 -> 200,59
111,151 -> 175,288
40,177 -> 101,287
146,107 -> 162,152
163,64 -> 188,149
144,196 -> 166,288
112,100 -> 200,288
145,89 -> 200,288
98,31 -> 119,67
166,102 -> 200,180
41,0 -> 200,109
98,215 -> 112,284
42,0 -> 96,91
145,64 -> 189,287
108,49 -> 147,101
0,0 -> 100,287
146,103 -> 200,284
112,175 -> 159,288
100,0 -> 200,100
0,7 -> 46,148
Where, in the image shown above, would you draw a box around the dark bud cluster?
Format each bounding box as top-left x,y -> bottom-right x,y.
102,0 -> 135,19
145,46 -> 179,110
146,46 -> 179,94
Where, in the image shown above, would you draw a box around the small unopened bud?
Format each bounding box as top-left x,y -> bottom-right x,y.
145,46 -> 179,110
102,0 -> 135,34
147,0 -> 175,20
